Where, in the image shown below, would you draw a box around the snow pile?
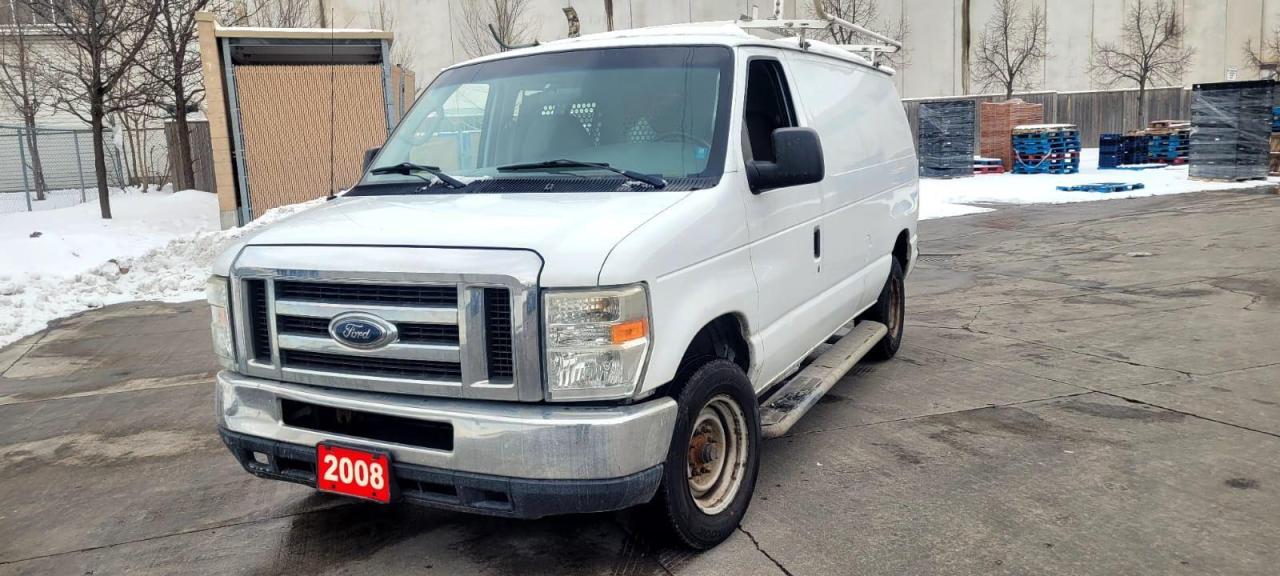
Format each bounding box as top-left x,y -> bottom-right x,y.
2,186 -> 204,277
0,192 -> 321,347
919,148 -> 1277,220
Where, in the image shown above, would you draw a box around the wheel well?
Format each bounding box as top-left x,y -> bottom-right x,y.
677,314 -> 751,378
893,229 -> 911,273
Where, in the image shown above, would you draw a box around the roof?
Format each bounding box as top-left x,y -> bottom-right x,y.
448,21 -> 881,72
195,12 -> 393,41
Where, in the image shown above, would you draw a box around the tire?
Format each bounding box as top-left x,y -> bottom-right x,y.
861,258 -> 905,360
649,359 -> 761,550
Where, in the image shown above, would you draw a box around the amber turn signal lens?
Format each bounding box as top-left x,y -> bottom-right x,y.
610,319 -> 648,344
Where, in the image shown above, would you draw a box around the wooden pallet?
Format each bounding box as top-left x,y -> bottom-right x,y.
1056,182 -> 1146,193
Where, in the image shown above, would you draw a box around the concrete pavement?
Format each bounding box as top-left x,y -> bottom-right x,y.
1,189 -> 1278,575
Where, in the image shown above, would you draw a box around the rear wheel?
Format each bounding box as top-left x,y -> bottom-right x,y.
650,359 -> 760,550
862,258 -> 905,360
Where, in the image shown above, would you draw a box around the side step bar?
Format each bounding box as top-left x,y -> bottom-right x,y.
759,321 -> 887,439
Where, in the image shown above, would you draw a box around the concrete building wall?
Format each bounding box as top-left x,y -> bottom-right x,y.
5,0 -> 1280,128
342,0 -> 1280,99
1044,0 -> 1093,91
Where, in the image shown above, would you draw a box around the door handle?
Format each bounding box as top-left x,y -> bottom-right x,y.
813,226 -> 822,259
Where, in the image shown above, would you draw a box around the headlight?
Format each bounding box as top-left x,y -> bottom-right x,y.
207,275 -> 236,371
543,284 -> 651,401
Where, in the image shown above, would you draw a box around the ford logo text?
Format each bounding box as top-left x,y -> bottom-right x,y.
329,313 -> 397,350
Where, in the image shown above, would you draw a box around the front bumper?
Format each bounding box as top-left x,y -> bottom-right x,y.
220,429 -> 663,518
215,371 -> 677,515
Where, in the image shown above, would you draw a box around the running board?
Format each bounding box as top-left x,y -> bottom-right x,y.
759,321 -> 887,439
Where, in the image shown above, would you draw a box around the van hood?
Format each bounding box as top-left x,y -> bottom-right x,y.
238,192 -> 691,286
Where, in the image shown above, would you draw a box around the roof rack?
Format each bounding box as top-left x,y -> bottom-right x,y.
734,0 -> 902,69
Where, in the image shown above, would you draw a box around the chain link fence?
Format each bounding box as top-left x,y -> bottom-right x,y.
0,124 -> 170,214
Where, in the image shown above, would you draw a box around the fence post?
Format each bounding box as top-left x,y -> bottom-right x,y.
73,130 -> 87,202
111,131 -> 127,189
16,128 -> 33,212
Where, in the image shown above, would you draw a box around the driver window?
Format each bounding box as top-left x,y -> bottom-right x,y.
743,59 -> 796,163
410,83 -> 490,171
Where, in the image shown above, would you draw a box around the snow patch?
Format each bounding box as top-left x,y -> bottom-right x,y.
919,148 -> 1276,219
0,193 -> 321,348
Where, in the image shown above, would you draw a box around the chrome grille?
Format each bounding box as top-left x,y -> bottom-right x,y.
276,315 -> 460,345
231,246 -> 543,401
275,281 -> 458,307
280,350 -> 463,381
484,288 -> 514,382
245,279 -> 271,362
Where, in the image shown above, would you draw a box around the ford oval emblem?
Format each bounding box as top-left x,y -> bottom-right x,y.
329,313 -> 397,349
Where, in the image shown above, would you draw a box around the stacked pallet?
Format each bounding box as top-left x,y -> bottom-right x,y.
1122,133 -> 1150,165
973,156 -> 1005,174
1099,133 -> 1123,168
980,99 -> 1043,169
1146,120 -> 1190,165
1271,106 -> 1280,176
1012,124 -> 1081,174
1189,80 -> 1273,182
917,100 -> 976,178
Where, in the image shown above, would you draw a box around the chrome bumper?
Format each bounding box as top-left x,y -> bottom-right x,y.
215,370 -> 677,480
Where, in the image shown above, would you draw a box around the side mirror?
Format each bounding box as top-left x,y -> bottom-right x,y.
746,127 -> 825,193
362,147 -> 381,171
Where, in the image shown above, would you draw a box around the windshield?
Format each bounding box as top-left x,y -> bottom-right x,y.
357,46 -> 734,191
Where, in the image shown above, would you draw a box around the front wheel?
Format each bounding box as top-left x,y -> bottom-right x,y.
650,359 -> 761,550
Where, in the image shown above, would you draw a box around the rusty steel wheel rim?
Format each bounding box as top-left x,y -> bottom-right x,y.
889,275 -> 903,339
687,394 -> 748,515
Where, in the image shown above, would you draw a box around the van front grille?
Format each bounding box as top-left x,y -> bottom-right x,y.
245,279 -> 271,362
276,315 -> 460,345
484,288 -> 514,382
275,281 -> 457,307
281,350 -> 463,382
232,249 -> 537,401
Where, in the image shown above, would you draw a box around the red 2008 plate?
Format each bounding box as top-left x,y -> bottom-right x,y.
316,443 -> 393,503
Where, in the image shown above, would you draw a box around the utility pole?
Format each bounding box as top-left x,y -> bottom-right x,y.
961,0 -> 971,94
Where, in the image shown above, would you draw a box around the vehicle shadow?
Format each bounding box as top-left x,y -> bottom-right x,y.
249,495 -> 671,575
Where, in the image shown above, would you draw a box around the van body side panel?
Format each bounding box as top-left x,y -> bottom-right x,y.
735,47 -> 829,392
597,181 -> 759,397
786,51 -> 918,319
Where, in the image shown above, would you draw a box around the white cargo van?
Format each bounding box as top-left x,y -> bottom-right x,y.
208,16 -> 918,549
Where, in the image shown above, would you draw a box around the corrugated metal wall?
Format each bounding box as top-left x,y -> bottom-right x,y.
233,65 -> 388,218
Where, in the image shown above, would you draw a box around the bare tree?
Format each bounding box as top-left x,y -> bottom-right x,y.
136,1 -> 252,191
455,0 -> 536,58
112,59 -> 171,188
813,0 -> 910,69
972,0 -> 1047,98
0,3 -> 54,200
241,0 -> 317,28
1243,26 -> 1280,80
369,0 -> 414,68
20,0 -> 161,219
1091,0 -> 1193,126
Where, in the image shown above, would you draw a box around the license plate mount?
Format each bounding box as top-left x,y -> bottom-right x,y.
315,443 -> 395,504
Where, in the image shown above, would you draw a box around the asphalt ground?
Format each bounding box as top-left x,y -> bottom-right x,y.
2,189 -> 1278,575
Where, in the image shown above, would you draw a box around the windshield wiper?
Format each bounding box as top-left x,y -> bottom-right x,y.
497,159 -> 667,189
369,162 -> 467,189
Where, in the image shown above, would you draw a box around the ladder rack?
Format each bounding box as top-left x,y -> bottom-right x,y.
734,0 -> 903,69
